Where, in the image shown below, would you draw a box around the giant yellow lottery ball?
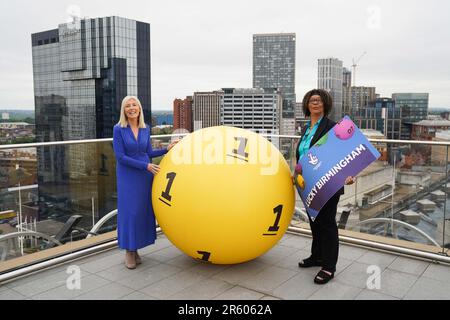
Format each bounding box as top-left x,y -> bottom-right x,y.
152,126 -> 295,264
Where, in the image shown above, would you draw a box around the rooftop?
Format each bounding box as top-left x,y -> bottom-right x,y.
413,119 -> 450,127
1,233 -> 449,300
360,129 -> 385,138
1,135 -> 450,301
434,130 -> 450,140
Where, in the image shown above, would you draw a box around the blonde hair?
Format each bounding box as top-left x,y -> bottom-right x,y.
118,95 -> 146,128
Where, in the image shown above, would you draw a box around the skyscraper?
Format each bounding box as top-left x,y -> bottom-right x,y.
192,91 -> 223,131
353,97 -> 402,140
392,93 -> 429,140
32,16 -> 151,222
318,58 -> 343,121
220,88 -> 282,148
342,67 -> 351,115
253,33 -> 296,135
343,67 -> 352,88
352,87 -> 376,111
295,102 -> 308,134
173,96 -> 193,132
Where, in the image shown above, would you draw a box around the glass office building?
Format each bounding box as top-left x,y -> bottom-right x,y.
353,97 -> 402,140
32,16 -> 151,225
253,33 -> 296,127
392,93 -> 429,140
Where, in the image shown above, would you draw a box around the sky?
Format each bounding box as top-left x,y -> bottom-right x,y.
0,0 -> 449,110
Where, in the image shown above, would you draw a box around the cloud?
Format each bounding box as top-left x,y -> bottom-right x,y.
0,0 -> 449,110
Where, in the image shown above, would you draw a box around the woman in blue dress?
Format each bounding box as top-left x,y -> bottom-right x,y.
113,96 -> 177,269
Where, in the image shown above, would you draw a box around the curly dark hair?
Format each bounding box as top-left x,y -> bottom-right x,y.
301,89 -> 333,117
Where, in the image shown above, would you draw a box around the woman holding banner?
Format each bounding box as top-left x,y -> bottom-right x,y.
295,89 -> 355,284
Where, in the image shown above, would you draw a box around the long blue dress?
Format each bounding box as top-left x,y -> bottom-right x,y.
112,123 -> 168,250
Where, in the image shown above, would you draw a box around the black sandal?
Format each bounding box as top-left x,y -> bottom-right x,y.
314,269 -> 334,284
298,257 -> 322,268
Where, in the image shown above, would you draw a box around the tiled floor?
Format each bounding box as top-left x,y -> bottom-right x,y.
1,233 -> 449,300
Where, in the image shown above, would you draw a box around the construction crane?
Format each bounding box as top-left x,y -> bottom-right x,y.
351,51 -> 367,87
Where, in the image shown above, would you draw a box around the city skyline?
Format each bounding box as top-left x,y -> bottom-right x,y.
0,0 -> 449,111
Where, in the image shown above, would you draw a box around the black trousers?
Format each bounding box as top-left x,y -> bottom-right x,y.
307,193 -> 340,273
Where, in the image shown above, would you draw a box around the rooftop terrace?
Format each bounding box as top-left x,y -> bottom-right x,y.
1,232 -> 449,300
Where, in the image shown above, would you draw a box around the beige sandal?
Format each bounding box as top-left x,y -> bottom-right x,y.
135,251 -> 142,265
125,250 -> 136,269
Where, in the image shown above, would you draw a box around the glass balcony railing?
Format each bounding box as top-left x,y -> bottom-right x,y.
0,133 -> 449,276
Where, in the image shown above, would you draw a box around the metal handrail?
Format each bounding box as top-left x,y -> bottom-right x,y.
4,133 -> 450,150
0,133 -> 188,150
294,207 -> 309,221
348,218 -> 441,247
287,227 -> 450,263
87,209 -> 117,238
0,231 -> 63,246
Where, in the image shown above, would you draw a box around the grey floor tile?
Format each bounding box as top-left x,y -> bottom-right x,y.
138,237 -> 173,255
75,282 -> 134,300
3,233 -> 449,301
274,249 -> 315,273
0,288 -> 27,300
255,245 -> 300,266
376,269 -> 419,299
336,257 -> 354,275
116,263 -> 181,290
422,263 -> 450,283
167,278 -> 232,300
149,246 -> 184,263
31,274 -> 109,300
260,295 -> 281,300
165,254 -> 201,269
213,286 -> 265,300
189,262 -> 231,277
308,281 -> 362,300
213,260 -> 269,285
241,266 -> 297,294
140,270 -> 206,299
70,250 -> 119,266
278,233 -> 296,244
78,252 -> 124,273
338,245 -> 368,261
355,289 -> 399,300
154,245 -> 184,258
4,264 -> 71,289
120,291 -> 157,300
404,277 -> 450,300
96,258 -> 161,282
335,262 -> 373,289
272,273 -> 321,299
10,269 -> 74,297
388,256 -> 430,276
277,235 -> 312,250
357,251 -> 397,269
